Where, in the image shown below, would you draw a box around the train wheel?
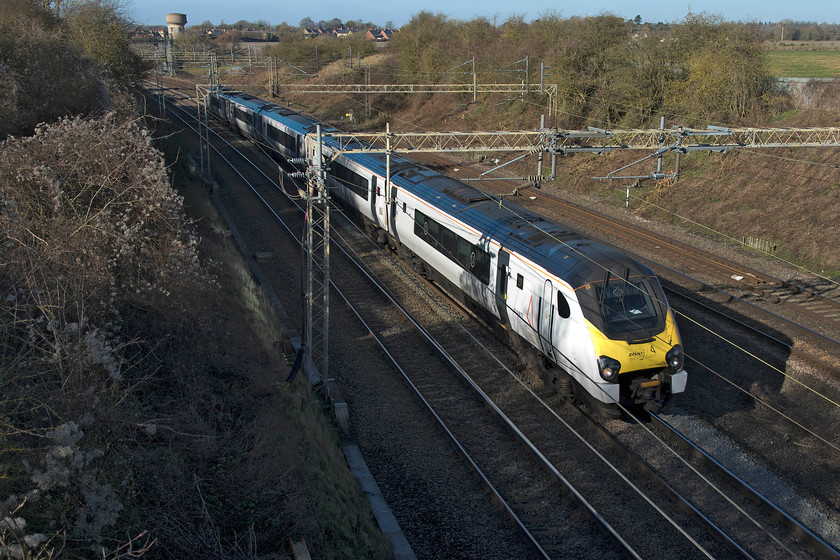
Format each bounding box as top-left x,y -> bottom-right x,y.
364,220 -> 377,237
411,256 -> 427,276
397,242 -> 412,261
556,374 -> 576,401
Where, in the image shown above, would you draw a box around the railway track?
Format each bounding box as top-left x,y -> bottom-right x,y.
147,84 -> 840,559
649,413 -> 839,560
330,182 -> 840,559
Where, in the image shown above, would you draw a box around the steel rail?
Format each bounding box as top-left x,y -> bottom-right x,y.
151,86 -> 813,558
651,413 -> 840,560
152,87 -> 764,559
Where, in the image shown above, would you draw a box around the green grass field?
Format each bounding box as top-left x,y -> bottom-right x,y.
764,50 -> 840,78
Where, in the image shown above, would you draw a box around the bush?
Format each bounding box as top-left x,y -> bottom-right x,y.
0,114 -> 204,558
0,28 -> 107,138
63,1 -> 148,87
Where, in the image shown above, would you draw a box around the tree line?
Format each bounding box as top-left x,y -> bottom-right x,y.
169,9 -> 815,130
0,0 -> 146,138
263,11 -> 778,129
757,20 -> 840,41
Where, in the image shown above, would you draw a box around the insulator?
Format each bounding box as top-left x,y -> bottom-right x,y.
288,158 -> 307,165
289,172 -> 307,179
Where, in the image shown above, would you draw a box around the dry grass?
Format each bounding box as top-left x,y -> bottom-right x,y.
555,135 -> 840,276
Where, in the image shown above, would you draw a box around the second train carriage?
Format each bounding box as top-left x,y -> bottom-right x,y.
207,89 -> 687,417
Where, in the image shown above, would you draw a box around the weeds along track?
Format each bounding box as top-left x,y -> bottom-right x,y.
147,85 -> 840,559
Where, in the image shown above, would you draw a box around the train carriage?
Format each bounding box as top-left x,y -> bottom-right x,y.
207,88 -> 687,418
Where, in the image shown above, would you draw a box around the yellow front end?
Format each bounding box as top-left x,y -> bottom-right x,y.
587,309 -> 682,374
585,309 -> 686,411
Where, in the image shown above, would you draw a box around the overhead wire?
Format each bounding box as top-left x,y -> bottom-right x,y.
282,75 -> 839,385
672,308 -> 840,454
623,187 -> 840,290
273,72 -> 840,371
317,134 -> 828,556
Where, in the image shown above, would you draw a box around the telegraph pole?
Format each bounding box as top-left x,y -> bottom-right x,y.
472,57 -> 477,103
525,56 -> 530,96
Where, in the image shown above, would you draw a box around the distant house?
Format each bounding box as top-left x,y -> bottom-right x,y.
130,29 -> 154,41
303,27 -> 326,38
366,28 -> 395,42
332,27 -> 354,38
132,28 -> 166,41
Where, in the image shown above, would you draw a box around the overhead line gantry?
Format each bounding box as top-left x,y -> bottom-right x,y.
321,123 -> 840,184
327,126 -> 840,155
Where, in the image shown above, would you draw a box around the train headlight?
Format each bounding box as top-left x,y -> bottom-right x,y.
598,356 -> 621,382
666,344 -> 684,371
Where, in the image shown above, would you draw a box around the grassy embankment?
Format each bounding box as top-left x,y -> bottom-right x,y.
145,116 -> 392,559
764,48 -> 840,78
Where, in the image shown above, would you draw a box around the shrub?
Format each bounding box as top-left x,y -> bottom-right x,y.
0,114 -> 204,558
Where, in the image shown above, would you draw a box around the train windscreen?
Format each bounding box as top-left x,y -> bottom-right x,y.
578,269 -> 666,340
597,277 -> 660,335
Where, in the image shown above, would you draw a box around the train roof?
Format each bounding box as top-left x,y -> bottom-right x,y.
219,92 -> 270,112
215,90 -> 653,290
262,106 -> 330,136
216,90 -> 333,136
339,150 -> 652,290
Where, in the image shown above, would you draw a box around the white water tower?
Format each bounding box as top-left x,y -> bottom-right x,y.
166,13 -> 187,38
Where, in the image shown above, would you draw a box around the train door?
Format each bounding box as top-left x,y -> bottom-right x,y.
388,181 -> 398,239
374,175 -> 388,232
495,251 -> 511,323
222,99 -> 231,123
367,176 -> 378,222
538,279 -> 556,361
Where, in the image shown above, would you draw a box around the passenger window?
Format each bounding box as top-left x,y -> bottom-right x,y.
499,265 -> 508,295
516,274 -> 524,289
556,291 -> 571,318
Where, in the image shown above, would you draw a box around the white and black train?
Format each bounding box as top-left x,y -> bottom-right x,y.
207,89 -> 687,418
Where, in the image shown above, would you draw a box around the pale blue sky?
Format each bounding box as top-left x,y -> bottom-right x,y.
128,0 -> 838,27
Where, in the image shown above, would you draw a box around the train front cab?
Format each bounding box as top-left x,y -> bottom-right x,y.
577,269 -> 687,413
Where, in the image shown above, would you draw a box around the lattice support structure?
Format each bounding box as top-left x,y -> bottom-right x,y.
178,82 -> 840,400
194,86 -> 212,187
304,126 -> 330,399
326,125 -> 840,155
